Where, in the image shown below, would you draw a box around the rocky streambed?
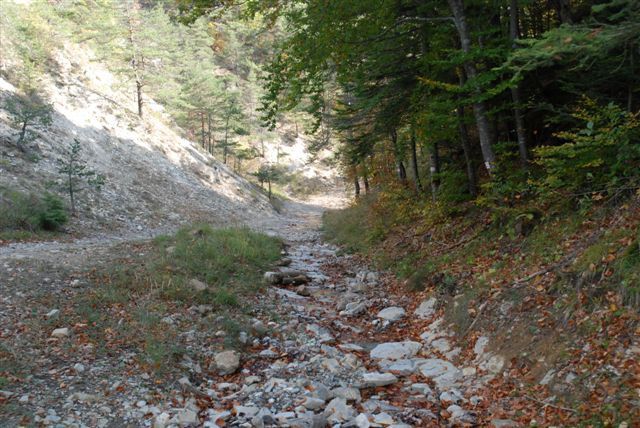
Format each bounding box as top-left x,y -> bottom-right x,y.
174,226 -> 511,427
0,197 -> 513,428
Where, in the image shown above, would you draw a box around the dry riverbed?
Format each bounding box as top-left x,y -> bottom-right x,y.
1,195 -> 553,427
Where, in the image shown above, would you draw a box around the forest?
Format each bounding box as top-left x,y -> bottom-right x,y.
218,0 -> 640,213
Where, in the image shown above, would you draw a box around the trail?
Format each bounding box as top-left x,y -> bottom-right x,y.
202,194 -> 499,427
0,193 -> 505,427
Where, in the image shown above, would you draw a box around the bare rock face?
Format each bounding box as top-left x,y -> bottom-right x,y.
212,350 -> 240,375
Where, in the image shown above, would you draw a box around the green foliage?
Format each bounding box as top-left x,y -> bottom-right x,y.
38,193 -> 69,231
534,99 -> 640,199
0,188 -> 67,233
57,139 -> 105,215
3,92 -> 53,151
406,262 -> 438,292
0,1 -> 65,86
434,167 -> 474,205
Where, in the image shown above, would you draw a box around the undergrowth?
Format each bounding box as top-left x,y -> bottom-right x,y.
323,189 -> 639,308
0,187 -> 68,237
323,189 -> 640,423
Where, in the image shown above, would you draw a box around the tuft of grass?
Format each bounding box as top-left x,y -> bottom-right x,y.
70,224 -> 282,373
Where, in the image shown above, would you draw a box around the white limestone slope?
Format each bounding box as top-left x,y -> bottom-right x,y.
0,40 -> 277,236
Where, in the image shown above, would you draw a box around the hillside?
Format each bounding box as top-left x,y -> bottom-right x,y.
0,41 -> 277,237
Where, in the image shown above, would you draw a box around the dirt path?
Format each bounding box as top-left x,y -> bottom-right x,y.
0,193 -> 508,427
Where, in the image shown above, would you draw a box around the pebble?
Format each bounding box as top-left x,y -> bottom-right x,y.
325,397 -> 355,423
213,350 -> 240,375
51,327 -> 70,338
45,309 -> 60,319
303,397 -> 325,410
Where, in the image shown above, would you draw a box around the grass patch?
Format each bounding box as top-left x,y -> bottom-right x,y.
73,224 -> 282,373
323,195 -> 378,253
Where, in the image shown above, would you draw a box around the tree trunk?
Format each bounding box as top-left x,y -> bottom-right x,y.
200,112 -> 206,148
411,129 -> 423,193
398,161 -> 407,183
68,171 -> 75,216
510,0 -> 529,164
391,129 -> 407,183
457,104 -> 478,197
207,112 -> 213,153
17,120 -> 28,151
628,43 -> 635,113
363,167 -> 370,194
135,79 -> 143,117
448,0 -> 496,174
428,143 -> 440,202
555,0 -> 572,24
125,0 -> 144,117
223,115 -> 229,164
354,173 -> 361,198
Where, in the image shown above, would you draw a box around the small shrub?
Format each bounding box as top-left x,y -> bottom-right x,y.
0,188 -> 67,233
406,262 -> 438,291
4,92 -> 53,152
58,139 -> 105,215
38,193 -> 68,230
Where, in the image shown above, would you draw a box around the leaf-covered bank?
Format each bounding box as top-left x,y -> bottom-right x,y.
324,190 -> 640,424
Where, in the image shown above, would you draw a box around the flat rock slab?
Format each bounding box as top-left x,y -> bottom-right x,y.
414,298 -> 437,319
376,306 -> 406,321
378,359 -> 418,376
361,372 -> 398,388
419,359 -> 462,389
370,341 -> 422,360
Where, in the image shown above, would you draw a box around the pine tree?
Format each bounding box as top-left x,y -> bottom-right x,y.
4,92 -> 53,152
58,139 -> 105,215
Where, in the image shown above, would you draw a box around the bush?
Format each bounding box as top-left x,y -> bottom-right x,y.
39,193 -> 68,231
534,99 -> 640,199
0,188 -> 68,233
